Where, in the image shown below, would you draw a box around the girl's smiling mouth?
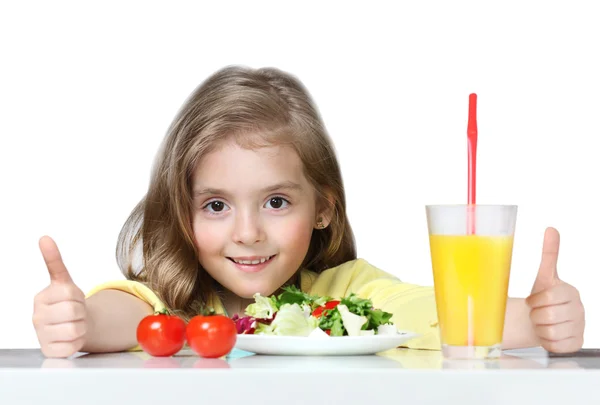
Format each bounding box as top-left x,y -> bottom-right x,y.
227,255 -> 277,272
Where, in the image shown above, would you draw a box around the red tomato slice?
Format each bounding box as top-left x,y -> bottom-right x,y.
136,313 -> 186,357
312,300 -> 341,318
186,314 -> 237,358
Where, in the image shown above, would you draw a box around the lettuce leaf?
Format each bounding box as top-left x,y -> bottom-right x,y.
245,293 -> 278,319
275,285 -> 330,309
232,314 -> 257,334
340,293 -> 393,332
318,307 -> 345,336
337,304 -> 368,336
258,303 -> 318,336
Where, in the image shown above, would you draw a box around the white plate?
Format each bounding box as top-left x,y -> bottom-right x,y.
234,332 -> 419,356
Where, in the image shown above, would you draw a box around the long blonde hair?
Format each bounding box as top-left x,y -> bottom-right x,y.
117,66 -> 356,319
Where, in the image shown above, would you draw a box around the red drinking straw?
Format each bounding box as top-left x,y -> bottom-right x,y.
467,93 -> 478,234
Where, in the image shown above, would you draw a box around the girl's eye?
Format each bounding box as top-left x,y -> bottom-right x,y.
203,200 -> 230,213
264,197 -> 289,210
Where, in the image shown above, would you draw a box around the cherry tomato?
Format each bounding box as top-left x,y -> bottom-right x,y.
312,300 -> 341,318
186,314 -> 237,358
136,311 -> 186,357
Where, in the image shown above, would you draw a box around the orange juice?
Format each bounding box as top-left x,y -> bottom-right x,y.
429,234 -> 514,347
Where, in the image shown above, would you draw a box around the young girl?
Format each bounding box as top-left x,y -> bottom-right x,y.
33,66 -> 585,358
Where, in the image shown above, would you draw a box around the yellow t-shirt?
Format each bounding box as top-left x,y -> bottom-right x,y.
86,258 -> 440,351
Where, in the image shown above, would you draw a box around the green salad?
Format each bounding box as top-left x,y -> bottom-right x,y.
231,286 -> 398,337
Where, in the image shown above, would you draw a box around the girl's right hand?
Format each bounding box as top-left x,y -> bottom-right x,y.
33,236 -> 88,358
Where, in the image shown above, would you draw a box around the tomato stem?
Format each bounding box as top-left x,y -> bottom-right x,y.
201,307 -> 217,316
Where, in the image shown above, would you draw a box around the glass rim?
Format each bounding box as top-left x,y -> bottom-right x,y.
425,204 -> 518,208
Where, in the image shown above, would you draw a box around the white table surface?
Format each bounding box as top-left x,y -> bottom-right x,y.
1,347 -> 599,405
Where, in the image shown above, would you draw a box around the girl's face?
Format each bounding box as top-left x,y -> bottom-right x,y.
191,141 -> 322,298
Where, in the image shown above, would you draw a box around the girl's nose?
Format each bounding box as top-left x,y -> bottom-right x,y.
232,210 -> 265,245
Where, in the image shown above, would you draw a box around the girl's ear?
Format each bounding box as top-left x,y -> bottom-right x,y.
314,191 -> 336,230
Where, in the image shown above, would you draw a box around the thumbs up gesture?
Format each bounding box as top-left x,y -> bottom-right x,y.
526,228 -> 585,353
32,236 -> 88,358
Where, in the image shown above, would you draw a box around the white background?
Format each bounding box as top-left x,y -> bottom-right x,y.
1,1 -> 598,349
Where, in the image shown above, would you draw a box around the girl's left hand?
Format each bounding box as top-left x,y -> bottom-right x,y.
526,227 -> 585,353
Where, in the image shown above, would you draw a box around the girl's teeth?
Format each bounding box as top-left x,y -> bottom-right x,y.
235,256 -> 271,265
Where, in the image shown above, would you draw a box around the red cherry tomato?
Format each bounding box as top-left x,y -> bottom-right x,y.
136,312 -> 186,357
312,300 -> 341,318
186,314 -> 237,358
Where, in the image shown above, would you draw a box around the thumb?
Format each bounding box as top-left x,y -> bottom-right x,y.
531,227 -> 561,294
39,236 -> 73,284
